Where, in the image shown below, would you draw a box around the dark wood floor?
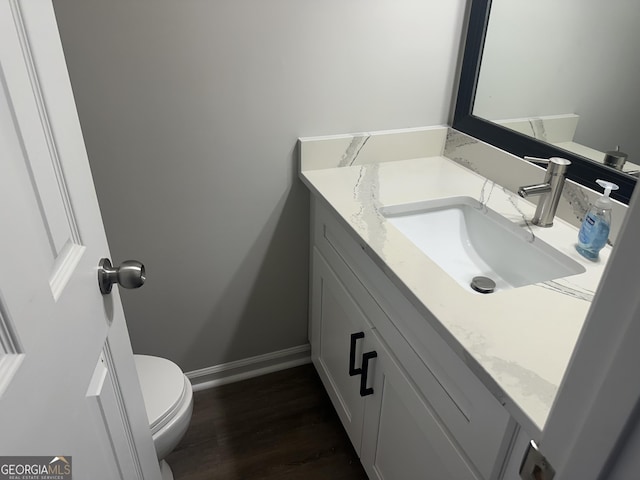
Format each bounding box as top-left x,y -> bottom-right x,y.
166,364 -> 368,480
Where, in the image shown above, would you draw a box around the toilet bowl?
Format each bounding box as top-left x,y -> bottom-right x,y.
134,355 -> 193,480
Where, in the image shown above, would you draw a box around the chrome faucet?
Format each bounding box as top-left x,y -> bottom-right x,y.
517,157 -> 571,227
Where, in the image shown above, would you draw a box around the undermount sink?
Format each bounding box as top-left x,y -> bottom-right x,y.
381,196 -> 585,293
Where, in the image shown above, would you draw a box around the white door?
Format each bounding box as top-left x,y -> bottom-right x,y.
0,1 -> 161,479
513,180 -> 640,478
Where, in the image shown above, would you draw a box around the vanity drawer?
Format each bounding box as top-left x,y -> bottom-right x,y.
312,197 -> 515,479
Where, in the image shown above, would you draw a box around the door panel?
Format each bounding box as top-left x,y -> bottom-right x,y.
0,1 -> 160,478
0,291 -> 24,395
0,8 -> 84,300
87,346 -> 142,480
311,248 -> 368,452
362,332 -> 480,480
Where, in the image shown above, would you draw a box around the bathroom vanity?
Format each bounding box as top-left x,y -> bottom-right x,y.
299,126 -> 617,479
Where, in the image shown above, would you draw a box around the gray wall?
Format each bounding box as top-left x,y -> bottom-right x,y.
53,0 -> 466,372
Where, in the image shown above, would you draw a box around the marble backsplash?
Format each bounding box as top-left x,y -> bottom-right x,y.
443,129 -> 628,244
299,126 -> 629,244
299,126 -> 447,171
491,114 -> 579,144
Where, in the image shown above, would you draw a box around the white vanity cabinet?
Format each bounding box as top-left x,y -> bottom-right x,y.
312,250 -> 480,479
309,197 -> 517,480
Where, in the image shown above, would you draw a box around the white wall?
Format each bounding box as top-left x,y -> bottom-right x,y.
474,0 -> 640,159
52,0 -> 467,372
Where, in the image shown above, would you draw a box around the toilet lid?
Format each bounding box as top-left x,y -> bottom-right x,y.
134,355 -> 188,433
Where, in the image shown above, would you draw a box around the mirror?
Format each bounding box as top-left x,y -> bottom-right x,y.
453,0 -> 636,203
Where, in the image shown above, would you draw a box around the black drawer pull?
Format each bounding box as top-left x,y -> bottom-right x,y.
360,351 -> 377,397
349,332 -> 364,376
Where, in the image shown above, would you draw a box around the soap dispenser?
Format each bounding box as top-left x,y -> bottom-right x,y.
575,179 -> 618,260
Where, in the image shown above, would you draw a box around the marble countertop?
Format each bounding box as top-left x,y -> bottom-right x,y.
300,155 -> 611,437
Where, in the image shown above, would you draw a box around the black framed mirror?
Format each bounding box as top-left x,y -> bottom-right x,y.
453,0 -> 636,203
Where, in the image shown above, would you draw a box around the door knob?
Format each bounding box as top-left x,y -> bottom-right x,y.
98,258 -> 146,294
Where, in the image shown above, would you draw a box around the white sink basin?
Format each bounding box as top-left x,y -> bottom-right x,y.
381,196 -> 585,293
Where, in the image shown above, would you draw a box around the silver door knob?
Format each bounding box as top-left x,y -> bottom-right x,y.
98,258 -> 146,294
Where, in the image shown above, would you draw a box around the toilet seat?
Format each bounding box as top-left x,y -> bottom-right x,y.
134,355 -> 190,435
135,354 -> 193,479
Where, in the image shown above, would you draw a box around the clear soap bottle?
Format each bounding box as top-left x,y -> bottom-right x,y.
575,179 -> 618,261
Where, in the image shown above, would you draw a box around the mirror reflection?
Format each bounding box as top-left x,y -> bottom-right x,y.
473,0 -> 640,178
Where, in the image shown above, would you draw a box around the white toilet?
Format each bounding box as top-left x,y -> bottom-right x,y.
135,354 -> 194,480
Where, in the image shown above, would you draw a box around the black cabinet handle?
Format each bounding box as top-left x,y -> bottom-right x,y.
349,332 -> 365,376
359,351 -> 377,397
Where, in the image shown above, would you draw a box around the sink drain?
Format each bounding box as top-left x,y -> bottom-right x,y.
470,276 -> 496,294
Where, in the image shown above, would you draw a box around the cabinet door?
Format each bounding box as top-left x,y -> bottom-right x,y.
361,330 -> 481,480
311,248 -> 371,452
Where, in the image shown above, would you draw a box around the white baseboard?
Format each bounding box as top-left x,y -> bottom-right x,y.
186,344 -> 311,392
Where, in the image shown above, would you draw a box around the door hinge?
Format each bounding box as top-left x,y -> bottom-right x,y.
520,440 -> 555,480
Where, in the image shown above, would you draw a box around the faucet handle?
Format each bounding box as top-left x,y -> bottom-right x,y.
525,157 -> 571,176
524,156 -> 550,165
